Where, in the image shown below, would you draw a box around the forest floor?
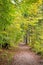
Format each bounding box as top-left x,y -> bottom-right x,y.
0,43 -> 43,65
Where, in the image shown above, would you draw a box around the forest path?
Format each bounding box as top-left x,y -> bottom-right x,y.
10,43 -> 43,65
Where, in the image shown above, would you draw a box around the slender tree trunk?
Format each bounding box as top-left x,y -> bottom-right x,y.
25,33 -> 28,45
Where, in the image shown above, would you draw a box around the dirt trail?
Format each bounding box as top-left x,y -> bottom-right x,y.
10,43 -> 43,65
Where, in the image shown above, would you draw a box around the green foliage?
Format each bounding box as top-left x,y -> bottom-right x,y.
0,0 -> 43,56
0,0 -> 15,48
29,19 -> 43,55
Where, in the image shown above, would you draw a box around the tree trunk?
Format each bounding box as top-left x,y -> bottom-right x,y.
25,33 -> 28,45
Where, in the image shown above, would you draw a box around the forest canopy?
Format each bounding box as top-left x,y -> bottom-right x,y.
0,0 -> 43,55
